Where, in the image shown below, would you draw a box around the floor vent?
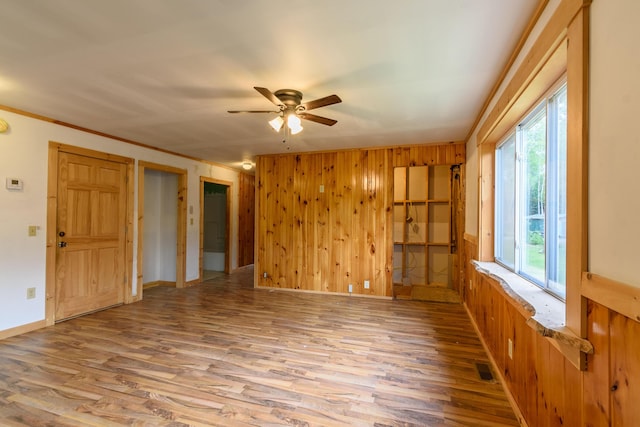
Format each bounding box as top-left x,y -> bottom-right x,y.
475,362 -> 494,381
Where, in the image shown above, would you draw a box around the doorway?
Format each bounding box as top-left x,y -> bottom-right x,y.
200,177 -> 231,280
45,143 -> 134,324
137,161 -> 187,298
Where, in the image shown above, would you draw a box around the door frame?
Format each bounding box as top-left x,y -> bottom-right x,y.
200,177 -> 232,278
137,161 -> 188,300
45,142 -> 135,326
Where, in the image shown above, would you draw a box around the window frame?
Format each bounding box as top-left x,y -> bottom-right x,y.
475,2 -> 589,369
494,79 -> 567,300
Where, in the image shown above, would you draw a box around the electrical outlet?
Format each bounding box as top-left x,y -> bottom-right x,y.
27,287 -> 36,299
263,272 -> 268,278
508,338 -> 513,360
364,280 -> 370,289
348,284 -> 353,293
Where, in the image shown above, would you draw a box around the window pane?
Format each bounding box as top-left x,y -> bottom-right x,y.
519,108 -> 546,284
547,86 -> 567,297
496,135 -> 515,268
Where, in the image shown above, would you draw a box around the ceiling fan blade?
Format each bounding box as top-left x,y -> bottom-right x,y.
301,94 -> 342,111
227,110 -> 279,114
299,113 -> 338,126
254,87 -> 284,107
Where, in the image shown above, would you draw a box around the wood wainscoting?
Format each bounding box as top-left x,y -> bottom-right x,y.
255,143 -> 465,298
463,236 -> 640,426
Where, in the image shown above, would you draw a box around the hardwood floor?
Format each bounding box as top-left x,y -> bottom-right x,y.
0,267 -> 517,426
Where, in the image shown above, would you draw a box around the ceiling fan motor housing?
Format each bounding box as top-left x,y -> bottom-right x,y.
274,89 -> 303,109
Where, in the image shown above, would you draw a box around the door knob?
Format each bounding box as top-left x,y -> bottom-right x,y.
57,241 -> 67,248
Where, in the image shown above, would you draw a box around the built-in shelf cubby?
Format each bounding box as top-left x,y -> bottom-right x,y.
393,165 -> 456,301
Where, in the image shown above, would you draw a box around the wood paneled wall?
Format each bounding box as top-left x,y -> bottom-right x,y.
584,299 -> 640,426
255,144 -> 464,297
238,172 -> 255,267
463,237 -> 640,426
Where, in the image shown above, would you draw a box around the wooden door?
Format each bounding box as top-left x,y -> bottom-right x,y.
55,152 -> 127,320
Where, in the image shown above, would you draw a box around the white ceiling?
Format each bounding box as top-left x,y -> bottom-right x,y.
0,0 -> 539,169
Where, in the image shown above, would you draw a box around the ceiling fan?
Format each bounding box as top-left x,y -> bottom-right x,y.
228,87 -> 342,135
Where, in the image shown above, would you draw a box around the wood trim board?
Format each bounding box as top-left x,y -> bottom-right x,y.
0,104 -> 238,172
477,0 -> 588,145
465,0 -> 549,143
582,272 -> 640,324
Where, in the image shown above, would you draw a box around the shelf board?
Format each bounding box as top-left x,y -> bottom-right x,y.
393,199 -> 450,204
394,241 -> 451,246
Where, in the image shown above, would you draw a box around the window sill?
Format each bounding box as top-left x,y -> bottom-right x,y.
472,261 -> 593,357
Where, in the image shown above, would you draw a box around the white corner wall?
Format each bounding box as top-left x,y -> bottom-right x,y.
589,0 -> 640,288
0,110 -> 241,332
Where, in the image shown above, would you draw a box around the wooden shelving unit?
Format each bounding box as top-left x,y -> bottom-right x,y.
393,165 -> 458,302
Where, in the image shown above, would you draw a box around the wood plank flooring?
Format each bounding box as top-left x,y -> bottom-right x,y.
0,267 -> 518,426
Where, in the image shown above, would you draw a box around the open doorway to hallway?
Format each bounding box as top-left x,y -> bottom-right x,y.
200,178 -> 231,281
137,161 -> 187,299
142,169 -> 178,287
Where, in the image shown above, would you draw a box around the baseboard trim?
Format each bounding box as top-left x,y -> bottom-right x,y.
255,285 -> 393,300
185,278 -> 200,287
143,280 -> 176,290
0,319 -> 47,340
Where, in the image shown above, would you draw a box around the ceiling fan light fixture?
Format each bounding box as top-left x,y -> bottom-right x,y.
268,116 -> 284,132
231,87 -> 341,138
287,114 -> 303,134
287,114 -> 301,128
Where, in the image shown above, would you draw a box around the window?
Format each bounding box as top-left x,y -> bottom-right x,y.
495,83 -> 567,299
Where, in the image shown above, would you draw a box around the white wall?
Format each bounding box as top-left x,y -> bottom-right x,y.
589,0 -> 640,288
203,252 -> 226,271
0,109 -> 241,332
0,114 -> 48,329
143,169 -> 178,283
